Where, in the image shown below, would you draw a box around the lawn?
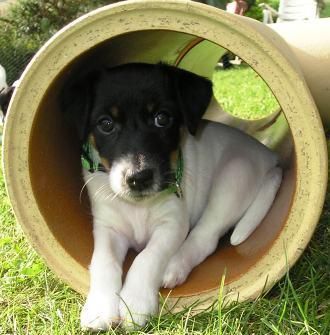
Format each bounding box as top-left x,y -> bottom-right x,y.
0,66 -> 329,334
213,65 -> 280,119
321,0 -> 330,18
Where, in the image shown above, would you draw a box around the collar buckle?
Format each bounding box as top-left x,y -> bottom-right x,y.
175,182 -> 183,199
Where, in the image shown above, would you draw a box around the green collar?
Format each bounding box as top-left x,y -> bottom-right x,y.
81,142 -> 184,198
165,149 -> 184,198
81,141 -> 104,173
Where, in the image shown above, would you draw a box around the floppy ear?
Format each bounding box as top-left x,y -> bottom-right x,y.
163,65 -> 213,135
61,71 -> 100,143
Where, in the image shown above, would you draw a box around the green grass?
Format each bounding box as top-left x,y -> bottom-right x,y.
213,66 -> 280,120
321,0 -> 330,18
1,66 -> 329,334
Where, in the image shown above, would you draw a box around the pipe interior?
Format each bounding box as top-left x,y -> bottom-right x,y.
29,30 -> 295,297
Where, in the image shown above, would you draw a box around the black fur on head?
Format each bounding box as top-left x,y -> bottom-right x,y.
61,63 -> 212,142
61,63 -> 212,199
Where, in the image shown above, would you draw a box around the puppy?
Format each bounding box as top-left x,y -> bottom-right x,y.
0,64 -> 17,122
0,64 -> 7,91
0,85 -> 15,121
62,63 -> 282,331
0,64 -> 8,121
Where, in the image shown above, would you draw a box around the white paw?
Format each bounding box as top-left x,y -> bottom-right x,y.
80,293 -> 120,332
162,255 -> 192,289
119,285 -> 158,329
230,228 -> 251,246
230,232 -> 246,246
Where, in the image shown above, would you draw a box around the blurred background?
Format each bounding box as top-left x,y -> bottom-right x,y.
0,0 -> 329,86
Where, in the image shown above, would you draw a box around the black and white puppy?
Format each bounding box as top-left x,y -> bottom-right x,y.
0,64 -> 7,92
62,63 -> 282,331
0,64 -> 18,122
0,64 -> 9,121
0,85 -> 15,121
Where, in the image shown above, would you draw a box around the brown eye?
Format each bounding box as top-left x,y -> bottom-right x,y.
97,117 -> 114,134
154,111 -> 172,128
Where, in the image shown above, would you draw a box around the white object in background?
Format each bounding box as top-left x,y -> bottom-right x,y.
277,0 -> 319,22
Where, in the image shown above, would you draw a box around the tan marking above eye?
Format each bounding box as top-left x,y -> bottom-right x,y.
100,157 -> 111,171
110,106 -> 119,118
146,103 -> 155,113
170,149 -> 179,170
89,134 -> 96,147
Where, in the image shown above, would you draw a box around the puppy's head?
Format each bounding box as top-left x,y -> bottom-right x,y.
62,63 -> 212,201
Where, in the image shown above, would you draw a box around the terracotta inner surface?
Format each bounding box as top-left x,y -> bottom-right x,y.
29,68 -> 295,297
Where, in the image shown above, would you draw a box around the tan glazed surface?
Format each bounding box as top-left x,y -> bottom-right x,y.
3,0 -> 328,309
270,19 -> 330,127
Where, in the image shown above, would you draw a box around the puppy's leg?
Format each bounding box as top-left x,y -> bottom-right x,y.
81,223 -> 129,332
230,166 -> 282,245
119,220 -> 188,329
163,159 -> 259,288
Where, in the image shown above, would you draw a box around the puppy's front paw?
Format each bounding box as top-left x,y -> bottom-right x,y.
119,286 -> 158,329
80,293 -> 120,332
162,254 -> 192,289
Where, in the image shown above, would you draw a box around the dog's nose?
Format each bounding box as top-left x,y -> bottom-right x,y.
126,169 -> 154,191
